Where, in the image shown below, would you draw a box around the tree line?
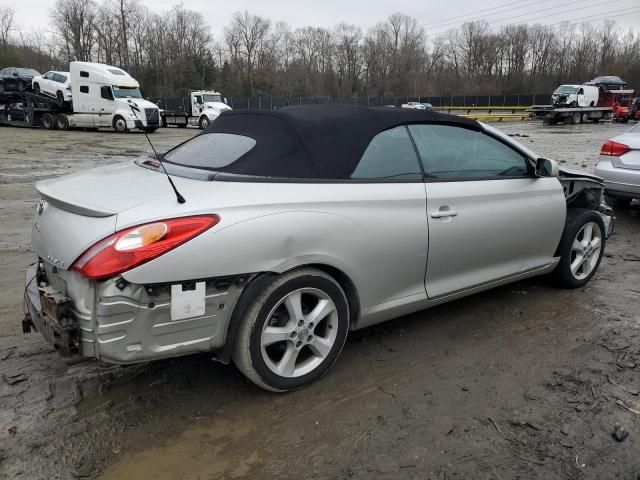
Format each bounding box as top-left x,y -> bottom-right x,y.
1,1 -> 639,98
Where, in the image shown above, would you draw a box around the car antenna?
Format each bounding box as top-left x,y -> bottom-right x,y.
129,104 -> 186,204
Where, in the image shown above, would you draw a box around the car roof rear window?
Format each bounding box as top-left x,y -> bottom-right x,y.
163,133 -> 256,170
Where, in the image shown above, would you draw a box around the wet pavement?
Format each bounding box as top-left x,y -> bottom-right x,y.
0,121 -> 638,479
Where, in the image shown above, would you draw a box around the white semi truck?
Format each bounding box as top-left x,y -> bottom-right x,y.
149,91 -> 231,129
0,62 -> 160,132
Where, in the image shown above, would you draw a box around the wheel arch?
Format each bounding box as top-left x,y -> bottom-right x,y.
216,263 -> 360,364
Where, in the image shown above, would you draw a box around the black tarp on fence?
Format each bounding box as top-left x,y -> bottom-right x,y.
226,94 -> 553,110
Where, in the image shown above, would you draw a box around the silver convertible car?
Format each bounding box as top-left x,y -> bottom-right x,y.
25,106 -> 610,391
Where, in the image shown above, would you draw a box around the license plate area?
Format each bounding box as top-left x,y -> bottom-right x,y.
38,284 -> 80,356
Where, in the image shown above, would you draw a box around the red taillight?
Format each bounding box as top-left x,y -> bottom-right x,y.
600,140 -> 630,157
71,215 -> 219,280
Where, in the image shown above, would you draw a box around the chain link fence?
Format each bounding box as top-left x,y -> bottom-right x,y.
227,94 -> 552,110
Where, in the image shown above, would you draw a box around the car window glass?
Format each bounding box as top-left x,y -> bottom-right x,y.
351,126 -> 422,180
44,72 -> 54,80
54,74 -> 67,83
164,133 -> 256,170
408,125 -> 528,180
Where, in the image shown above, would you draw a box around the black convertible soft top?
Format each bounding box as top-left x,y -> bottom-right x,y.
203,105 -> 481,179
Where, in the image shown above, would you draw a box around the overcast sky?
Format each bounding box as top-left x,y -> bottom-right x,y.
12,0 -> 640,37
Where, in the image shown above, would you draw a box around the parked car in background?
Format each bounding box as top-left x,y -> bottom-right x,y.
5,102 -> 27,122
401,101 -> 430,110
32,71 -> 72,102
25,106 -> 608,392
0,67 -> 40,93
595,122 -> 640,205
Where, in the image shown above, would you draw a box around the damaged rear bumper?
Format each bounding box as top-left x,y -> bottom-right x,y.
24,262 -> 251,364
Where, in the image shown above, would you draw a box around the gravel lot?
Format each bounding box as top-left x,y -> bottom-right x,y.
0,121 -> 639,479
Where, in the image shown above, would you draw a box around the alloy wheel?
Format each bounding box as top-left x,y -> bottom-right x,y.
260,288 -> 339,378
570,221 -> 602,280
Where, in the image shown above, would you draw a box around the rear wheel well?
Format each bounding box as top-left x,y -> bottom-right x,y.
305,264 -> 360,326
216,264 -> 360,364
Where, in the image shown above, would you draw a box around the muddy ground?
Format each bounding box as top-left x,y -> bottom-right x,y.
0,121 -> 639,479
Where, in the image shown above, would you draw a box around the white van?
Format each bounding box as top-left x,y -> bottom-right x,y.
69,62 -> 160,132
552,84 -> 599,108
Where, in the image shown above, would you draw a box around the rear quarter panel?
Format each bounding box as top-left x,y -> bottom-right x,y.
118,181 -> 429,310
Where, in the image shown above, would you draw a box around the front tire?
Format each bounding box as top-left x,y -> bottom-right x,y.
553,209 -> 605,288
233,268 -> 350,392
198,115 -> 210,129
113,115 -> 128,133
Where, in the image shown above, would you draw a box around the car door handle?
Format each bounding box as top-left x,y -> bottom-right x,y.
430,208 -> 458,218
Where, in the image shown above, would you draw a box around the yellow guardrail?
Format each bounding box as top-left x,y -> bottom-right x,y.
459,113 -> 530,122
435,105 -> 530,110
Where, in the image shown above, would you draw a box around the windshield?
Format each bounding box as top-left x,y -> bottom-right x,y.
202,94 -> 222,103
112,86 -> 142,98
164,133 -> 256,170
16,68 -> 40,76
554,85 -> 578,94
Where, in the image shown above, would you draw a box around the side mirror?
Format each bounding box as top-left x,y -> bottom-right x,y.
12,72 -> 18,77
535,157 -> 559,177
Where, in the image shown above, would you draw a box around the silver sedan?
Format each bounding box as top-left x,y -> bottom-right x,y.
25,106 -> 609,391
595,122 -> 640,205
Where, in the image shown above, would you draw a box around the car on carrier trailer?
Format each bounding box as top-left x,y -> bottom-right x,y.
0,62 -> 160,132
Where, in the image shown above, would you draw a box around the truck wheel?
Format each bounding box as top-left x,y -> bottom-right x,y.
55,114 -> 69,131
41,113 -> 55,130
233,268 -> 350,392
553,209 -> 605,289
33,83 -> 40,95
113,116 -> 128,133
198,116 -> 210,129
581,113 -> 589,123
569,112 -> 581,124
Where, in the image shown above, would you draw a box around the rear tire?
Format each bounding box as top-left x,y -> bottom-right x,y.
41,113 -> 55,130
55,114 -> 69,131
553,209 -> 605,289
233,268 -> 350,392
570,112 -> 581,124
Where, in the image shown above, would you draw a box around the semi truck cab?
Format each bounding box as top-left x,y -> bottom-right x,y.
70,62 -> 160,132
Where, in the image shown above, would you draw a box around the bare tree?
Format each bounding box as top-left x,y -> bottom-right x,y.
0,6 -> 15,52
227,11 -> 270,94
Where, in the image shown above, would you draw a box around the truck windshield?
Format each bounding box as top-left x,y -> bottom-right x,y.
554,86 -> 578,94
163,133 -> 256,170
202,94 -> 222,103
112,86 -> 142,98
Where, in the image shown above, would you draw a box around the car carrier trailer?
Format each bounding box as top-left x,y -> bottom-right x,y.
0,62 -> 160,132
